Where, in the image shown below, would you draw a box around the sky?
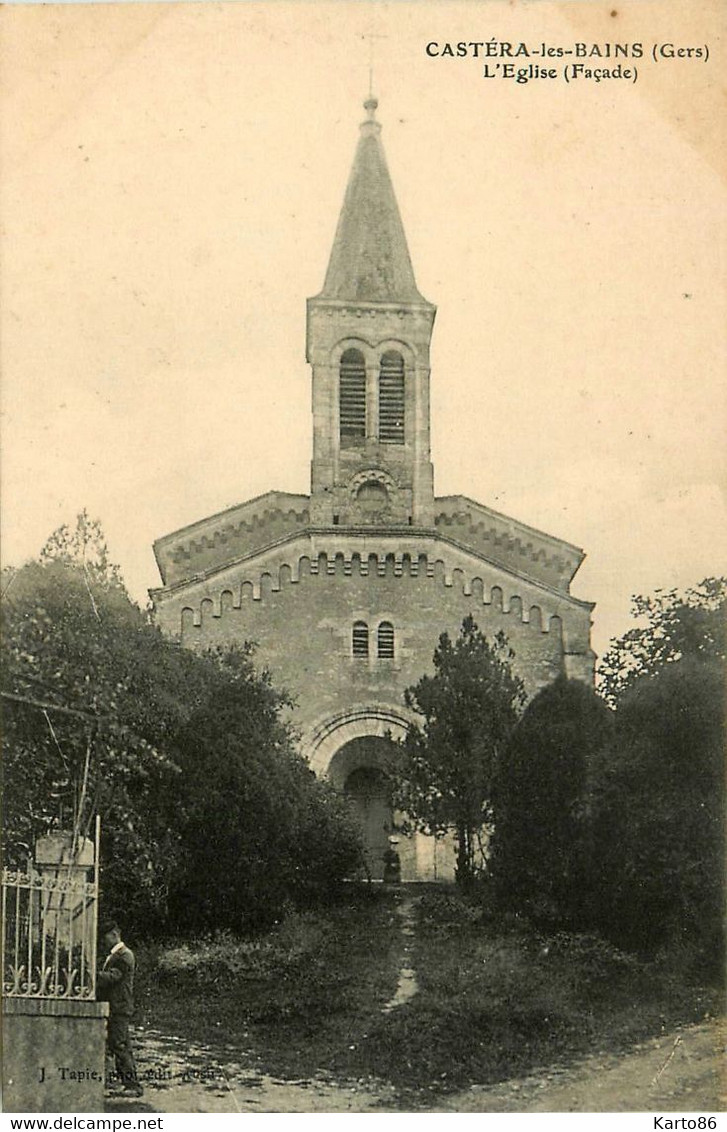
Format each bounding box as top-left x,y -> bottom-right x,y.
2,0 -> 725,661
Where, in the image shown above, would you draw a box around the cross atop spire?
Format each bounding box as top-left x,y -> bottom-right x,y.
363,26 -> 387,102
317,99 -> 430,305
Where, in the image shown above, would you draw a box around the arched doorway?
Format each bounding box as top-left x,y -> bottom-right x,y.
301,706 -> 453,881
344,766 -> 392,880
328,735 -> 396,880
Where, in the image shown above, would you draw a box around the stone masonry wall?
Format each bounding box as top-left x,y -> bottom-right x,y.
160,549 -> 592,751
154,492 -> 310,586
434,499 -> 582,592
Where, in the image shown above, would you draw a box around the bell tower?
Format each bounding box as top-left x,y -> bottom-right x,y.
306,98 -> 436,529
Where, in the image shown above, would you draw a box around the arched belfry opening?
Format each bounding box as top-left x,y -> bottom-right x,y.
378,350 -> 405,443
339,348 -> 366,441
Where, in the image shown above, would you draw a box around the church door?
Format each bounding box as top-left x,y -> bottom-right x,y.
343,766 -> 393,881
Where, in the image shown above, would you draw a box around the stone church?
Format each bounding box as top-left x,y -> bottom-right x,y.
151,98 -> 595,880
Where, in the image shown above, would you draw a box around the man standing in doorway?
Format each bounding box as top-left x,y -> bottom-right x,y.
97,921 -> 144,1098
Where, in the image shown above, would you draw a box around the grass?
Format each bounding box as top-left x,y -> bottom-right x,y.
329,890 -> 720,1098
136,885 -> 402,1080
136,886 -> 721,1102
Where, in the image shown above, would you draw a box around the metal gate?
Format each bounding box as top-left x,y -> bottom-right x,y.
2,818 -> 100,1000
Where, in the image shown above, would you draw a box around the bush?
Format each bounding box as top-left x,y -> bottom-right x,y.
586,657 -> 725,972
489,677 -> 612,927
155,917 -> 330,988
417,887 -> 489,929
166,660 -> 364,932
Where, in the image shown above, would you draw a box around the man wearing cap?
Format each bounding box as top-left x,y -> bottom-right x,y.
97,922 -> 144,1097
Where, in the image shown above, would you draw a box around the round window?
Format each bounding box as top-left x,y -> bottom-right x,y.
356,481 -> 390,515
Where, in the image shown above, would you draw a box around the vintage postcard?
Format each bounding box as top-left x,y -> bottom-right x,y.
2,0 -> 725,1118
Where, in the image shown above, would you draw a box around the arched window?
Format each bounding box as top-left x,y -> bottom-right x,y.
377,621 -> 395,659
378,351 -> 405,443
340,348 -> 366,440
352,620 -> 369,658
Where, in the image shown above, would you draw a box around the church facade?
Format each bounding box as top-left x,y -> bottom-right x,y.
150,98 -> 595,880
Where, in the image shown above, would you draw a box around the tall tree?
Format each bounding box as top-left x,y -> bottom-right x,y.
394,616 -> 525,885
489,676 -> 613,925
40,508 -> 125,592
3,515 -> 364,932
1,555 -> 185,928
587,656 -> 724,969
598,577 -> 726,706
169,646 -> 363,930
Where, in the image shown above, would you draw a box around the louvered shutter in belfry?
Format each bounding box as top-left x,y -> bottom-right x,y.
378,351 -> 404,442
340,349 -> 366,438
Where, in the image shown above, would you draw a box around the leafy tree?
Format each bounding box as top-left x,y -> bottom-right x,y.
1,557 -> 187,928
586,656 -> 724,970
394,616 -> 526,885
40,508 -> 125,592
3,514 -> 364,933
599,577 -> 726,706
489,677 -> 613,925
168,647 -> 363,930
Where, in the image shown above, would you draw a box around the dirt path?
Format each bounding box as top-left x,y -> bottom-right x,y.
382,890 -> 419,1013
437,1019 -> 726,1113
106,1017 -> 724,1113
107,1027 -> 399,1113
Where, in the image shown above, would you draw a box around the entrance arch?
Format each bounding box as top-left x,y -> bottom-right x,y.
302,704 -> 412,778
300,704 -> 454,882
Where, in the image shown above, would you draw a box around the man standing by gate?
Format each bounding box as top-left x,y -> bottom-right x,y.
97,921 -> 144,1098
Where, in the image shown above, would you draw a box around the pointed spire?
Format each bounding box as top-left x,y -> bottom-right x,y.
319,99 -> 428,304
